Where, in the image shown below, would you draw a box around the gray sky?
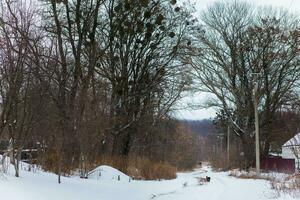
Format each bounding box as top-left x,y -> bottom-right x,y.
176,0 -> 300,121
191,0 -> 300,14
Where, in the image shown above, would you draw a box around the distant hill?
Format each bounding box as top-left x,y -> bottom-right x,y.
181,119 -> 216,137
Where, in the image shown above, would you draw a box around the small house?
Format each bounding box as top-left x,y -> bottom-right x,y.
282,133 -> 300,170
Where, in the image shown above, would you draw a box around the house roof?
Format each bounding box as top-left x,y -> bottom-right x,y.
283,133 -> 300,147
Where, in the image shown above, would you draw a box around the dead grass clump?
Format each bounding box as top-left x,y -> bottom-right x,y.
140,159 -> 177,180
228,169 -> 274,181
94,155 -> 177,180
270,174 -> 300,197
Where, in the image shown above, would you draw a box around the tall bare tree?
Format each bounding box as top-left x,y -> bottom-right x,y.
192,1 -> 300,166
0,0 -> 44,177
42,0 -> 105,181
96,0 -> 195,163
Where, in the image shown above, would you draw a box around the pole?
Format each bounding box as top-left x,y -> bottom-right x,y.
227,125 -> 230,165
253,81 -> 260,175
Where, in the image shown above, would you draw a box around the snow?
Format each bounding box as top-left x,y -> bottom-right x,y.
282,147 -> 295,159
88,165 -> 130,181
0,162 -> 298,200
283,133 -> 300,147
282,133 -> 300,169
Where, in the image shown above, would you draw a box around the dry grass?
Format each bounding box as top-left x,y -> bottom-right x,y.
228,169 -> 273,181
93,155 -> 177,180
270,173 -> 300,198
42,152 -> 177,180
209,152 -> 228,170
140,160 -> 177,180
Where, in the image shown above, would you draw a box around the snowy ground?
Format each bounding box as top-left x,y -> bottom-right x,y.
0,163 -> 297,200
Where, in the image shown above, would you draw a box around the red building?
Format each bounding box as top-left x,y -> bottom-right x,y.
260,156 -> 295,174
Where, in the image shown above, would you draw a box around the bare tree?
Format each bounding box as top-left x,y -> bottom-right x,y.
192,1 -> 300,166
95,0 -> 195,164
41,0 -> 104,181
0,0 -> 43,177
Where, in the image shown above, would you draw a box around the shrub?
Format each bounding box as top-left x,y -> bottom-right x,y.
270,174 -> 300,198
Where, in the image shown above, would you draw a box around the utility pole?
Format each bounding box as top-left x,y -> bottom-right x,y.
253,75 -> 260,175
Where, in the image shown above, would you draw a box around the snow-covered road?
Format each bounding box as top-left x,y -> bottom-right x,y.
148,167 -> 278,200
0,165 -> 295,200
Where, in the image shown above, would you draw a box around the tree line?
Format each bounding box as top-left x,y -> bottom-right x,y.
0,0 -> 200,182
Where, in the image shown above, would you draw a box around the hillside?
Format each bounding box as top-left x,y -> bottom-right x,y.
181,120 -> 216,137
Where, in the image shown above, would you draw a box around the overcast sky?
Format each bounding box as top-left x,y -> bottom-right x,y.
191,0 -> 300,14
176,0 -> 300,121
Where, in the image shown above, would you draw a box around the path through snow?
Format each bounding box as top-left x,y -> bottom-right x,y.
0,165 -> 296,200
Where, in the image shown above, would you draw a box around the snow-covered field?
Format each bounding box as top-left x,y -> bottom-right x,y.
0,162 -> 297,200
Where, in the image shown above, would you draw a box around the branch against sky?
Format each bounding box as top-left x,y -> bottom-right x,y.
175,0 -> 300,120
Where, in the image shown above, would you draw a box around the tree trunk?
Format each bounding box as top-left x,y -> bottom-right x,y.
79,153 -> 88,179
111,132 -> 132,173
58,163 -> 61,184
263,140 -> 270,157
57,150 -> 62,184
13,150 -> 21,177
240,135 -> 255,169
112,132 -> 131,157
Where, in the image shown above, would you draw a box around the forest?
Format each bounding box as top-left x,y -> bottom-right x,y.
0,0 -> 299,185
0,0 -> 201,182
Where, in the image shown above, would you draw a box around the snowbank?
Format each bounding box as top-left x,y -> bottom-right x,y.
88,165 -> 130,182
0,159 -> 298,200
